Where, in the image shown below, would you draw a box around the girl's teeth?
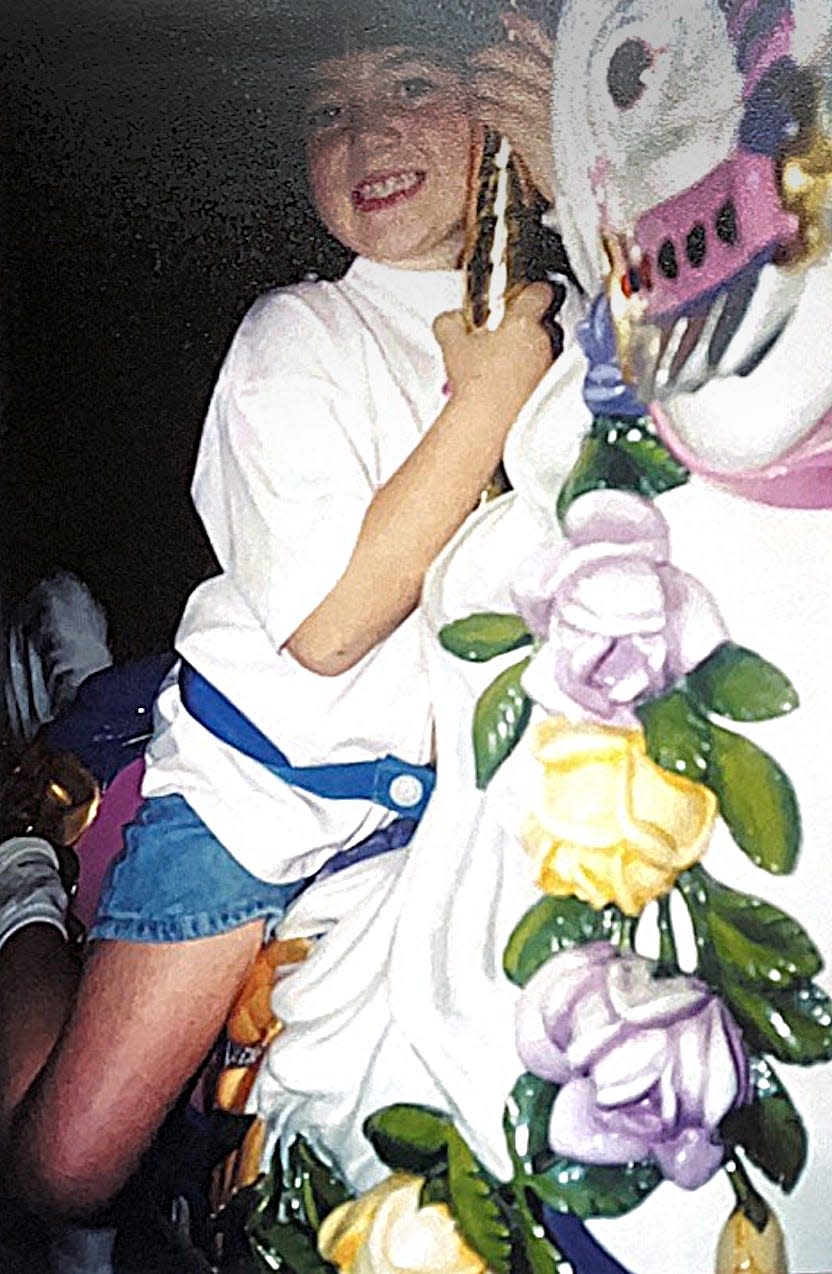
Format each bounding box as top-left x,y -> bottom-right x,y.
361,172 -> 420,199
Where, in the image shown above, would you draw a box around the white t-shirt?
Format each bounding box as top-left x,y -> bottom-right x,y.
143,257 -> 465,883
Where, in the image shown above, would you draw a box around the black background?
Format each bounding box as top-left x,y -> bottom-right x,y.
1,0 -> 350,659
0,0 -> 514,660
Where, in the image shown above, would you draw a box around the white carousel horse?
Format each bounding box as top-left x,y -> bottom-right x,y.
253,2 -> 832,1271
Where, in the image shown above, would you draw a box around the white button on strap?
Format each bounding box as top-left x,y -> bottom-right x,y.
388,774 -> 424,809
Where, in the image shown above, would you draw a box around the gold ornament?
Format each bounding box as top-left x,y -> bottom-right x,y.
779,129 -> 832,265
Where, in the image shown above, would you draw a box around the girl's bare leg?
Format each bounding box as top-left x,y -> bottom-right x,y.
0,924 -> 80,1132
1,919 -> 264,1218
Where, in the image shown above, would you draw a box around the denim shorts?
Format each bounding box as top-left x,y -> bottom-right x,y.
89,795 -> 309,943
89,794 -> 417,944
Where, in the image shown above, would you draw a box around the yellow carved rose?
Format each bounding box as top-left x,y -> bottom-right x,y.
318,1174 -> 490,1274
521,716 -> 716,915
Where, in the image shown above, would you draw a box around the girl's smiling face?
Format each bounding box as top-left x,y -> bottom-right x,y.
305,48 -> 475,270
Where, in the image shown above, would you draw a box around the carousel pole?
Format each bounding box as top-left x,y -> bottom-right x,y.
463,127 -> 531,501
463,129 -> 525,333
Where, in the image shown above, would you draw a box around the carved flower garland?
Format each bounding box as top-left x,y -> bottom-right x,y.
239,454 -> 829,1274
430,431 -> 830,1271
238,397 -> 828,1273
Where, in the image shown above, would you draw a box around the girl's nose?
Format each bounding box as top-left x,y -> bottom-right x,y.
351,104 -> 403,144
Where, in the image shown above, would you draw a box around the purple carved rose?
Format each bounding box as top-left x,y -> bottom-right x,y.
512,490 -> 727,725
515,943 -> 748,1190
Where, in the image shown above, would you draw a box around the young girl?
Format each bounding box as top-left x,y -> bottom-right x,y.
0,1 -> 557,1219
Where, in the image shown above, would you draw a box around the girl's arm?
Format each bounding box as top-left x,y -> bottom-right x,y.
286,281 -> 553,676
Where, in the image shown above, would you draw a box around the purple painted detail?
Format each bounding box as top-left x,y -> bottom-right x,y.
313,815 -> 417,880
72,758 -> 145,929
740,58 -> 805,153
543,1208 -> 634,1274
726,0 -> 765,40
633,153 -> 797,322
741,14 -> 794,94
512,490 -> 727,726
652,404 -> 832,509
736,0 -> 791,75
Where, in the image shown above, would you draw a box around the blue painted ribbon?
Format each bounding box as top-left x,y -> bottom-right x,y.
577,295 -> 648,420
543,1206 -> 635,1274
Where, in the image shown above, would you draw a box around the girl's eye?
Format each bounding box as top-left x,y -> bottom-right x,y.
399,76 -> 435,102
306,103 -> 343,131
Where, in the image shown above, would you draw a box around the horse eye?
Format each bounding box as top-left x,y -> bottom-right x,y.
607,38 -> 653,110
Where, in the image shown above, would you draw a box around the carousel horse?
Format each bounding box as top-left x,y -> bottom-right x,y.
244,1 -> 832,1272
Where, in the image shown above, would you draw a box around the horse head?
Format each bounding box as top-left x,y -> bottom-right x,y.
551,0 -> 832,501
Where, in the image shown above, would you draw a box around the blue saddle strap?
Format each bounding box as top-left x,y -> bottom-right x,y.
178,662 -> 435,820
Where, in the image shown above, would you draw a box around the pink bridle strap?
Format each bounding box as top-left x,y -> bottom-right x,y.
652,404 -> 832,508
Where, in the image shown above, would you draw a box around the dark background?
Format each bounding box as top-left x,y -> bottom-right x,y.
1,0 -> 350,660
0,0 -> 517,662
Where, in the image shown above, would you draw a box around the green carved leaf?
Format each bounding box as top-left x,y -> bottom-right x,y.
556,417 -> 688,523
721,978 -> 832,1066
248,1219 -> 336,1273
635,689 -> 711,781
721,1058 -> 807,1193
556,432 -> 642,524
674,868 -> 723,996
503,1073 -> 557,1174
686,642 -> 799,722
613,427 -> 689,498
439,613 -> 533,662
504,1075 -> 660,1221
502,1077 -> 595,1272
528,1157 -> 661,1220
363,1105 -> 452,1174
706,877 -> 821,988
503,897 -> 622,988
214,1179 -> 273,1252
677,867 -> 827,1055
512,1197 -> 564,1274
446,1128 -> 512,1274
419,1174 -> 452,1206
283,1139 -> 316,1231
294,1138 -> 351,1228
707,723 -> 801,874
473,657 -> 532,789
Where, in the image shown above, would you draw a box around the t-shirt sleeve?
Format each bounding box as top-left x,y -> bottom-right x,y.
191,290 -> 374,650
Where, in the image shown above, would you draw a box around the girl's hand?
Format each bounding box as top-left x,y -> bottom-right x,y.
288,286 -> 555,676
468,13 -> 555,203
434,281 -> 555,420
